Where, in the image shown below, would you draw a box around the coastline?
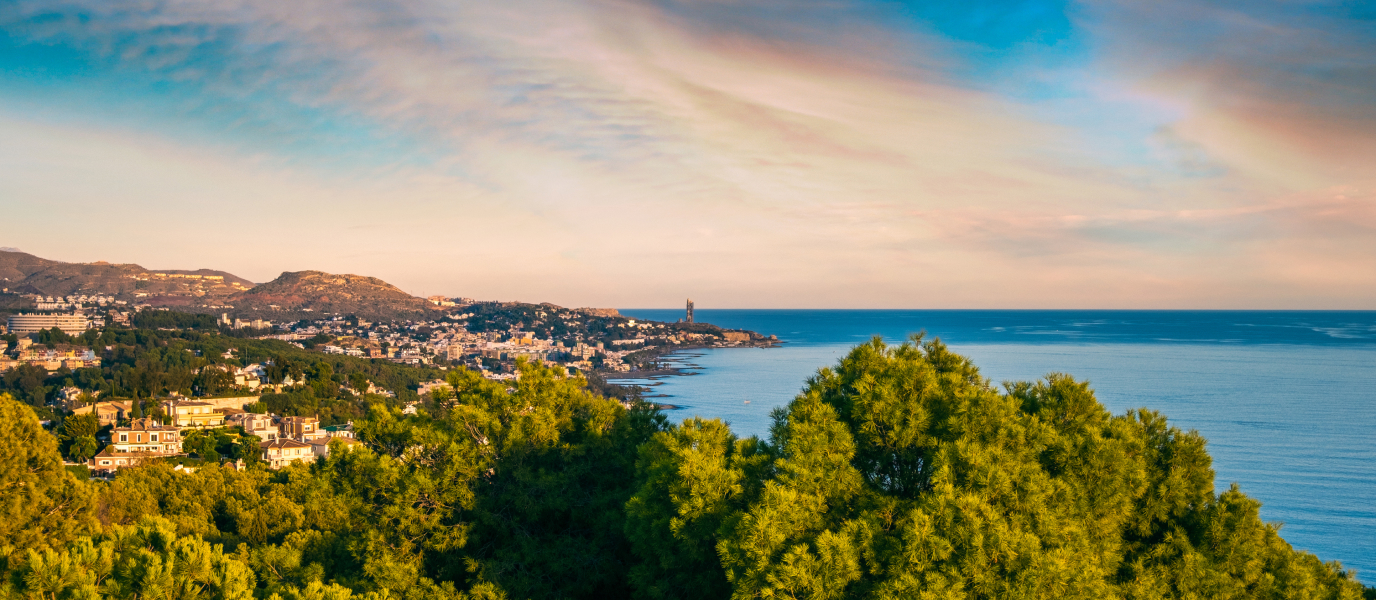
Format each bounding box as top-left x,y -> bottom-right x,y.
603,341 -> 780,410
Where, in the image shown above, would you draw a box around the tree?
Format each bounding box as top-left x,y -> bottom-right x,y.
350,372 -> 370,397
13,517 -> 258,600
0,393 -> 97,557
235,434 -> 263,465
628,337 -> 1370,600
624,417 -> 772,600
69,436 -> 98,463
60,413 -> 100,460
4,364 -> 49,406
182,430 -> 220,460
37,327 -> 72,346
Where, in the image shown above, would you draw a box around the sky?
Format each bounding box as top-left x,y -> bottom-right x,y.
0,0 -> 1373,309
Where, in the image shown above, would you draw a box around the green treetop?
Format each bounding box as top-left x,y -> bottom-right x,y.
0,394 -> 97,563
624,336 -> 1369,600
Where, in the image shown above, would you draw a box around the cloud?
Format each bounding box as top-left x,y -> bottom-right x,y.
0,0 -> 1373,307
1078,0 -> 1376,187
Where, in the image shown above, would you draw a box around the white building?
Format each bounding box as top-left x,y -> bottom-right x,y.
7,313 -> 89,335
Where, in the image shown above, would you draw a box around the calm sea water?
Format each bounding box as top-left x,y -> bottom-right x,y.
613,310 -> 1376,579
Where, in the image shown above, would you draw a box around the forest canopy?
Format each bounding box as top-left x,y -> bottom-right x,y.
1,337 -> 1369,600
1,325 -> 443,422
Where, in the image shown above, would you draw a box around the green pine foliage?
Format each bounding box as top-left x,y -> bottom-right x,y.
2,338 -> 1372,600
623,337 -> 1368,600
0,395 -> 98,568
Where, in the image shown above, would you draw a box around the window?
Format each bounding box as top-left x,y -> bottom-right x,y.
151,433 -> 158,442
137,434 -> 143,443
119,434 -> 127,442
100,460 -> 111,465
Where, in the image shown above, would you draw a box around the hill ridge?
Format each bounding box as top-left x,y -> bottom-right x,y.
0,250 -> 438,320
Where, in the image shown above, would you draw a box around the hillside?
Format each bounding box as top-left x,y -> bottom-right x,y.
0,250 -> 253,303
0,249 -> 62,282
0,250 -> 442,320
229,270 -> 437,319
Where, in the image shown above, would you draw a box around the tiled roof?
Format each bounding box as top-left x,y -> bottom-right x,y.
260,438 -> 312,449
114,418 -> 180,432
309,436 -> 362,446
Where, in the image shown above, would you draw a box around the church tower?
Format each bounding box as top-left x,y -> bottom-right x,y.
686,299 -> 694,323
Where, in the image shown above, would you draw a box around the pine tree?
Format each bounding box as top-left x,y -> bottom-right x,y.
0,393 -> 97,558
629,337 -> 1370,600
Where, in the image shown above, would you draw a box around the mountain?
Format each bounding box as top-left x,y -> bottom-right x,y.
229,270 -> 437,319
0,250 -> 439,320
0,250 -> 254,302
0,250 -> 62,283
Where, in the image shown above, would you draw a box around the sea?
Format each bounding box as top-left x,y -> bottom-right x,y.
611,310 -> 1376,580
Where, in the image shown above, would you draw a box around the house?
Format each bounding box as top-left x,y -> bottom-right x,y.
194,396 -> 261,411
280,416 -> 325,442
235,364 -> 268,389
90,449 -> 167,473
16,344 -> 101,370
226,412 -> 279,441
308,435 -> 362,459
71,401 -> 133,426
416,380 -> 450,396
109,418 -> 183,454
261,438 -> 315,469
54,386 -> 98,411
162,400 -> 225,428
323,423 -> 354,438
91,417 -> 183,473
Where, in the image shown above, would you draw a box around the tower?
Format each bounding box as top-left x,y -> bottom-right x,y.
686,298 -> 694,324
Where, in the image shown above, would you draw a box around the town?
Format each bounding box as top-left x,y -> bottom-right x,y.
0,292 -> 775,478
3,293 -> 775,375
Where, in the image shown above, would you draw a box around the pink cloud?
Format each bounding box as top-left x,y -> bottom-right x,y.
0,0 -> 1373,307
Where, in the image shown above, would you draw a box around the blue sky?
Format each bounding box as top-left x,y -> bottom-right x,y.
1,0 -> 1373,308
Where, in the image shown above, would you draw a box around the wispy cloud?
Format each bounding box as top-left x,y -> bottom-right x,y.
0,0 -> 1372,307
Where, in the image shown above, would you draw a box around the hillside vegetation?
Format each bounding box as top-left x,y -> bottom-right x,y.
1,337 -> 1368,600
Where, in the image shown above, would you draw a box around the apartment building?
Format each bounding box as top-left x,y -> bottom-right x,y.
6,313 -> 89,335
